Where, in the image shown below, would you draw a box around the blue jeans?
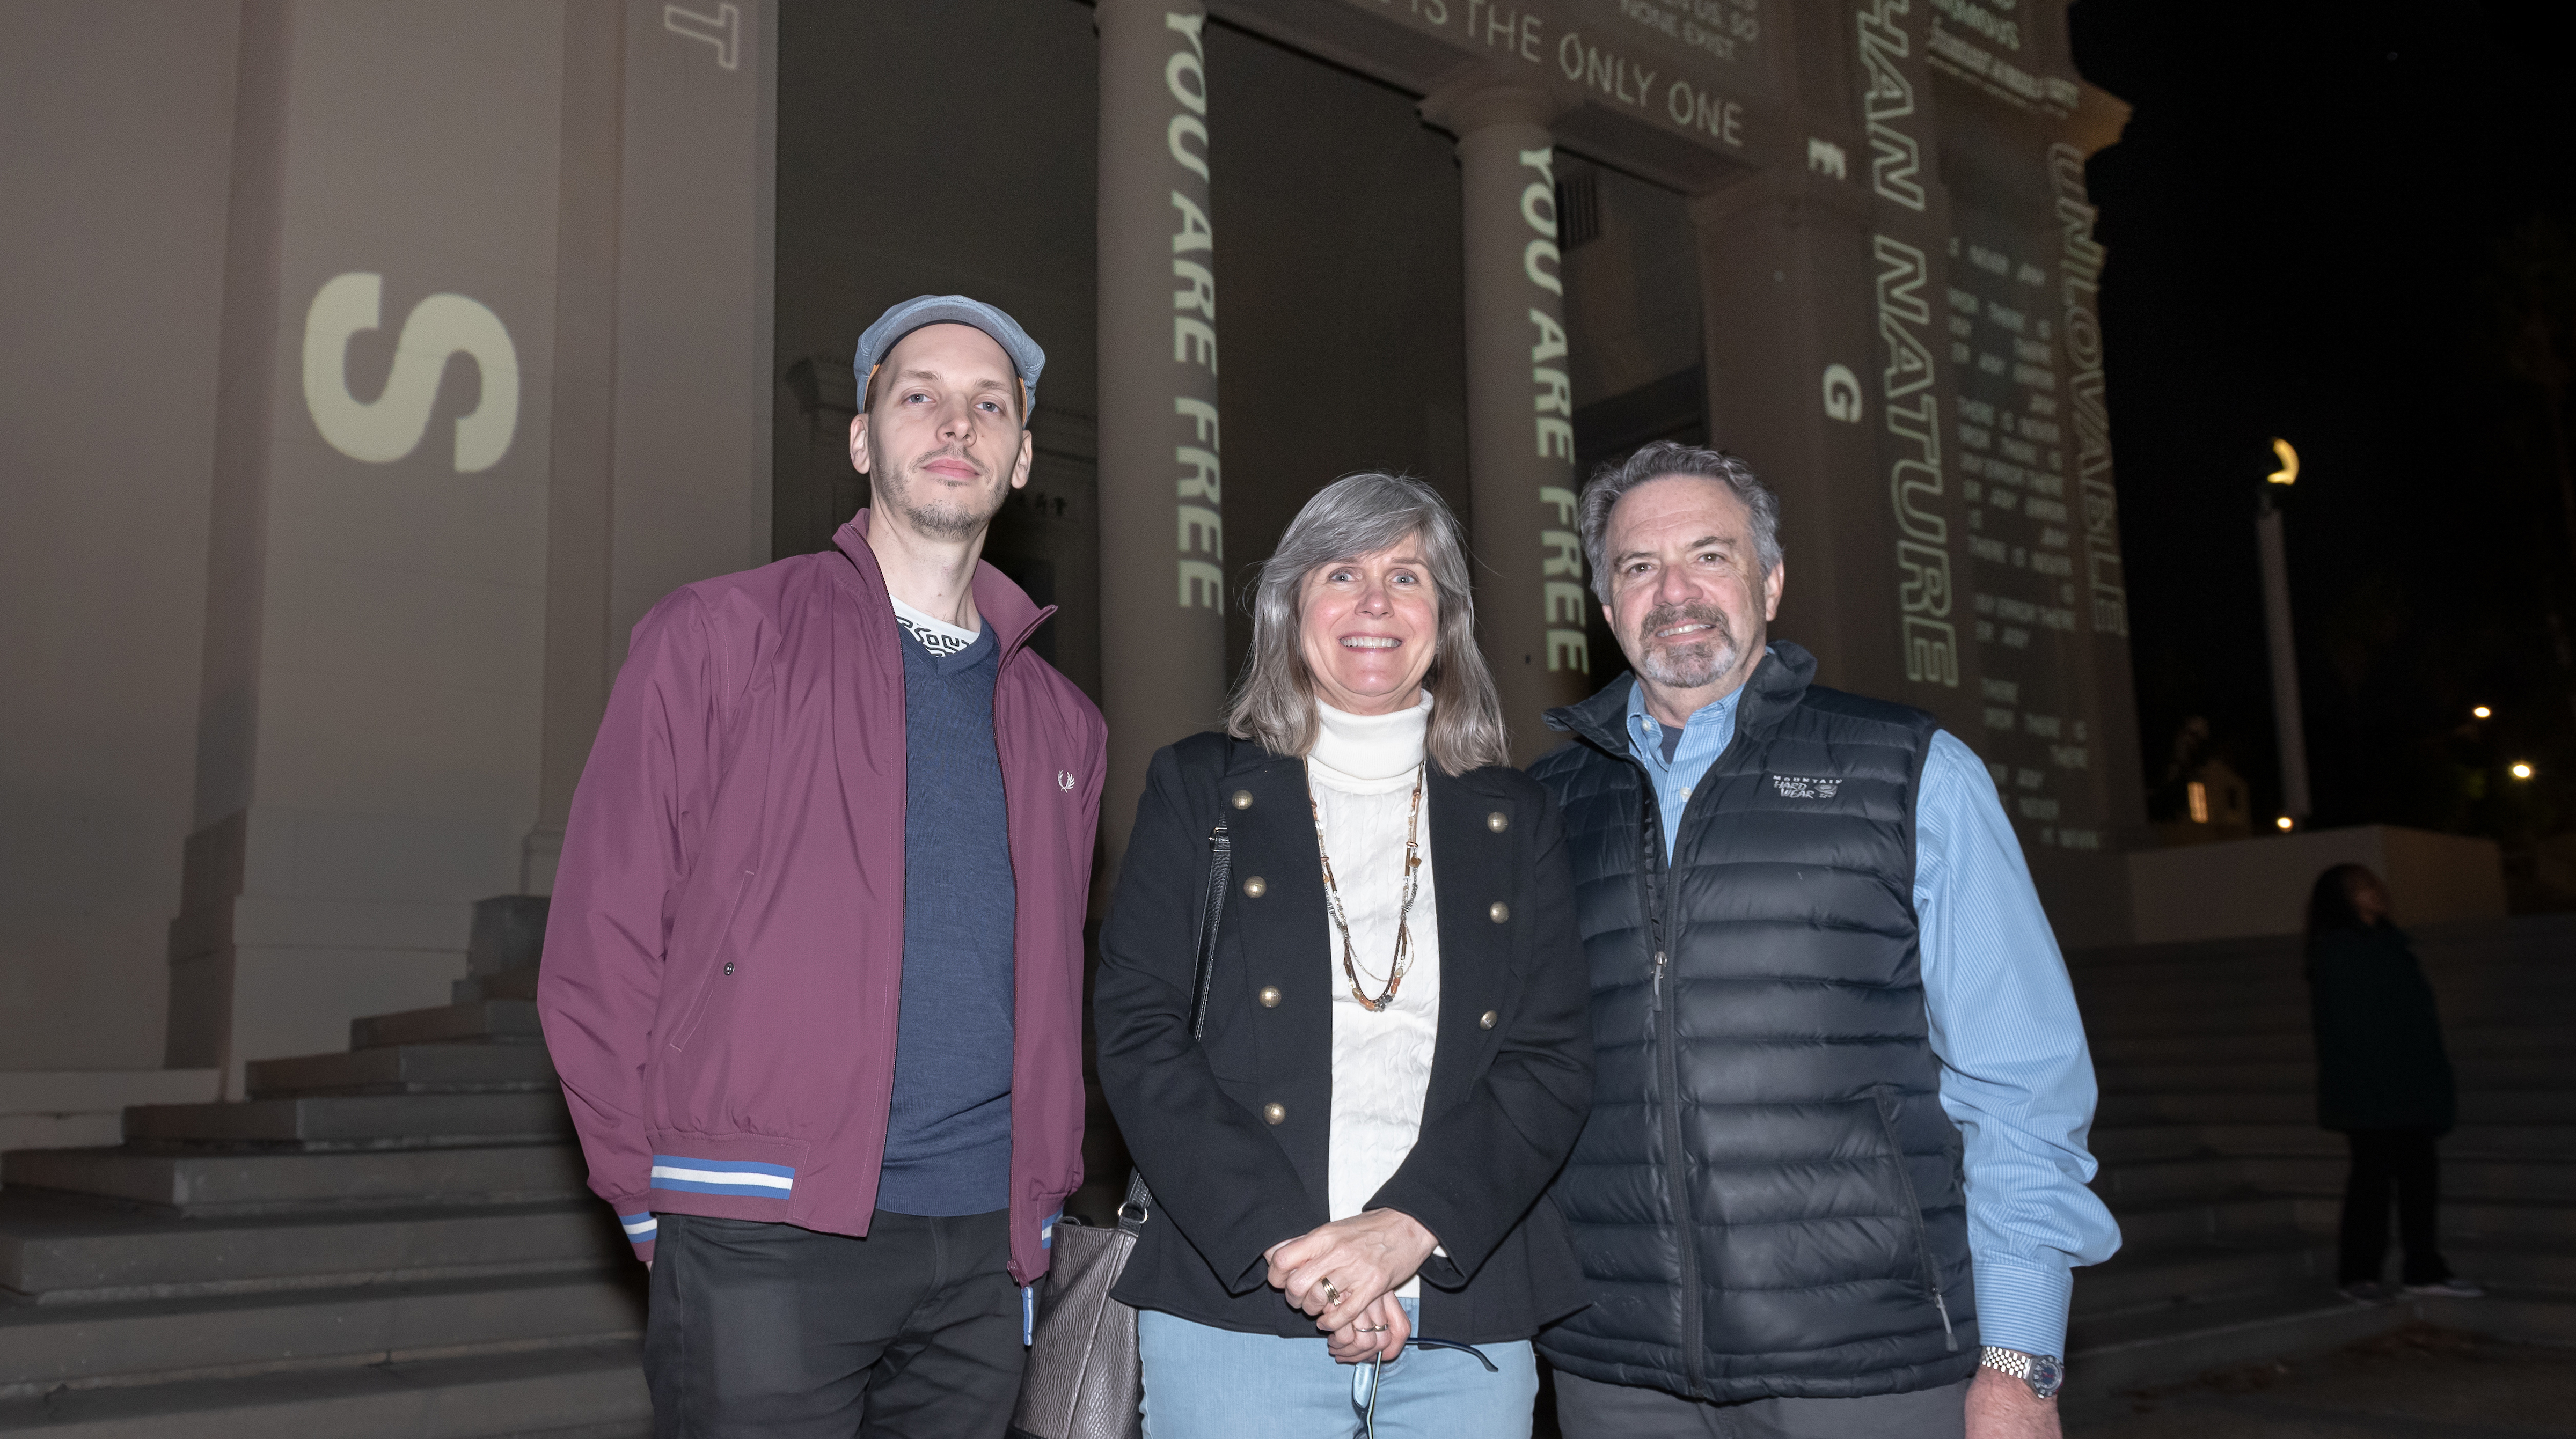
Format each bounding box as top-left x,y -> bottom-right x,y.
1137,1301 -> 1538,1439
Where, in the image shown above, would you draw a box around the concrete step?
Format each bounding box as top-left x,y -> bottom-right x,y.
121,1093 -> 572,1150
2088,1123 -> 2576,1165
2083,1003 -> 2314,1038
2089,1125 -> 2215,1165
2068,936 -> 2302,972
2411,1288 -> 2576,1345
2445,1238 -> 2576,1296
2067,913 -> 2576,967
2095,1194 -> 2308,1247
2091,1030 -> 2311,1064
2072,960 -> 2576,996
0,1271 -> 643,1397
2096,1060 -> 2311,1093
2070,1236 -> 2328,1319
0,1192 -> 622,1302
2098,1053 -> 2570,1093
2066,1286 -> 2411,1393
2091,1157 -> 2271,1206
465,897 -> 551,974
351,1000 -> 543,1051
2462,1091 -> 2576,1124
0,1337 -> 646,1437
247,1042 -> 558,1099
2092,1153 -> 2576,1207
2083,1009 -> 2576,1051
2441,1198 -> 2576,1245
2092,1089 -> 2576,1130
2,1144 -> 588,1216
2093,1090 -> 2312,1126
2093,1025 -> 2576,1068
2076,981 -> 2576,1028
452,967 -> 542,1004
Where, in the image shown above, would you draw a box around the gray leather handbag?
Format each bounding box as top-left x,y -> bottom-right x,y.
1008,814 -> 1231,1439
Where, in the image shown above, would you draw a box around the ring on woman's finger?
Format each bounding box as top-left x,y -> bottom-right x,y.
1359,1323 -> 1389,1333
1319,1276 -> 1344,1307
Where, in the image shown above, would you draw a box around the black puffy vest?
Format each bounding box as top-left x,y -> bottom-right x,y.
1527,643 -> 1978,1402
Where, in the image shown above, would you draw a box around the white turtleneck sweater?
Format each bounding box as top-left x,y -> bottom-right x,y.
1307,692 -> 1442,1296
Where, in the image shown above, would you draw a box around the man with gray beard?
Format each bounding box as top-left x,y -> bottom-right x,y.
1526,442 -> 2118,1438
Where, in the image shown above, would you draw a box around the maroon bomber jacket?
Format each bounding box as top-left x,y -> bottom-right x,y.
539,511 -> 1106,1283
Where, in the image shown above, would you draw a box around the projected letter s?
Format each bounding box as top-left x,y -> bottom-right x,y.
303,273 -> 519,472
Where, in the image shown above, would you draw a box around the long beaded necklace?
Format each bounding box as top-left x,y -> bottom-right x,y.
1311,763 -> 1425,1012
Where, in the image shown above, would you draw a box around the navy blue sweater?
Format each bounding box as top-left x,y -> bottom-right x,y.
876,619 -> 1016,1216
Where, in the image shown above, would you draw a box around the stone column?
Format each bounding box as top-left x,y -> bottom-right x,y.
1095,0 -> 1229,870
160,0 -> 778,1096
525,0 -> 626,895
164,0 -> 576,1096
1685,172 -> 1880,685
523,0 -> 776,892
1421,74 -> 1587,765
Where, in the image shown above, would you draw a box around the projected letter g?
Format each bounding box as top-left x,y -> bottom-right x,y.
303,273 -> 519,472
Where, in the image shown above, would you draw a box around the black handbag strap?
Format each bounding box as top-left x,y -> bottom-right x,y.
1120,737 -> 1236,1232
1185,819 -> 1231,1042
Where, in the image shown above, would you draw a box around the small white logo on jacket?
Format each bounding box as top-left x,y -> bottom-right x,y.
1770,774 -> 1841,800
1058,769 -> 1076,792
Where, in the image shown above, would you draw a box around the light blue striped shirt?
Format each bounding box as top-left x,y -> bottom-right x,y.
1627,679 -> 2121,1359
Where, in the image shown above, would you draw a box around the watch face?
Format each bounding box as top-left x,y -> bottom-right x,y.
2027,1354 -> 2066,1397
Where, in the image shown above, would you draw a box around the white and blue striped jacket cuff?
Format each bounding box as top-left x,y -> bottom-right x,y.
648,1155 -> 796,1198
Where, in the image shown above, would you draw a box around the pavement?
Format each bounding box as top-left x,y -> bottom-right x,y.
2065,1324 -> 2576,1437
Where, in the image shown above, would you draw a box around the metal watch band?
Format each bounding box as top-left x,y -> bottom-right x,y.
1979,1346 -> 2065,1399
1979,1346 -> 2030,1380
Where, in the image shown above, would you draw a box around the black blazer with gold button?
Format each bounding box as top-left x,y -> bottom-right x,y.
1095,732 -> 1595,1342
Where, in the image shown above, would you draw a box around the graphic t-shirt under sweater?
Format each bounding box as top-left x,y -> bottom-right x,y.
875,596 -> 1016,1216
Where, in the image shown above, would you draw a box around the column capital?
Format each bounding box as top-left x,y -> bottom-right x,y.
1418,65 -> 1567,140
1093,0 -> 1203,25
1686,165 -> 1872,235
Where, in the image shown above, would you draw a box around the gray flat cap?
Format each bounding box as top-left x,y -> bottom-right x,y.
853,295 -> 1044,416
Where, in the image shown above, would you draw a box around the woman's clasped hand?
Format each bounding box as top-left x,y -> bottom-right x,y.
1264,1208 -> 1438,1361
1323,1294 -> 1410,1365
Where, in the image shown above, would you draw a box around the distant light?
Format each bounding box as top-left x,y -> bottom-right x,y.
2472,706 -> 2492,720
2275,815 -> 2295,831
2512,762 -> 2535,781
2187,781 -> 2209,824
2267,438 -> 2299,486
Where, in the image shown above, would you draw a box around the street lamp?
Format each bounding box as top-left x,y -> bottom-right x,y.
2512,762 -> 2536,781
2473,705 -> 2492,719
2257,438 -> 2312,824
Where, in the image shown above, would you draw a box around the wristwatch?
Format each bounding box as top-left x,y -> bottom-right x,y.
1979,1346 -> 2065,1400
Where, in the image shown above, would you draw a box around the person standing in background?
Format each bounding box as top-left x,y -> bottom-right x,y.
2306,863 -> 2484,1305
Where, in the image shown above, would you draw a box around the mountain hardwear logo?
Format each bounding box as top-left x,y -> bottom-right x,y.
303,273 -> 519,473
1770,774 -> 1842,800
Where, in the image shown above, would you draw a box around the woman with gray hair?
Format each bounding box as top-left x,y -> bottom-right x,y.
1094,473 -> 1593,1437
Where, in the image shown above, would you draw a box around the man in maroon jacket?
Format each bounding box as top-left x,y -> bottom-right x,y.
540,296 -> 1107,1437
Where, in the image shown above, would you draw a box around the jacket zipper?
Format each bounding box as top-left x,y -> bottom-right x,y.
1631,716 -> 1767,1397
1871,1083 -> 1959,1350
1638,784 -> 1704,1397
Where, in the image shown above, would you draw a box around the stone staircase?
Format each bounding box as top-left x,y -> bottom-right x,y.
0,898 -> 647,1437
2064,913 -> 2576,1392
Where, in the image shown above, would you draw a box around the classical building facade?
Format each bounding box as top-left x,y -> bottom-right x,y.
3,0 -> 2140,1096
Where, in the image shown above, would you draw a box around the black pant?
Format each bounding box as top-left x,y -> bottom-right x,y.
646,1209 -> 1025,1438
2337,1128 -> 2450,1287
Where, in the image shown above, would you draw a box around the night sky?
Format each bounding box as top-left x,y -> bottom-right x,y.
2070,0 -> 2576,857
